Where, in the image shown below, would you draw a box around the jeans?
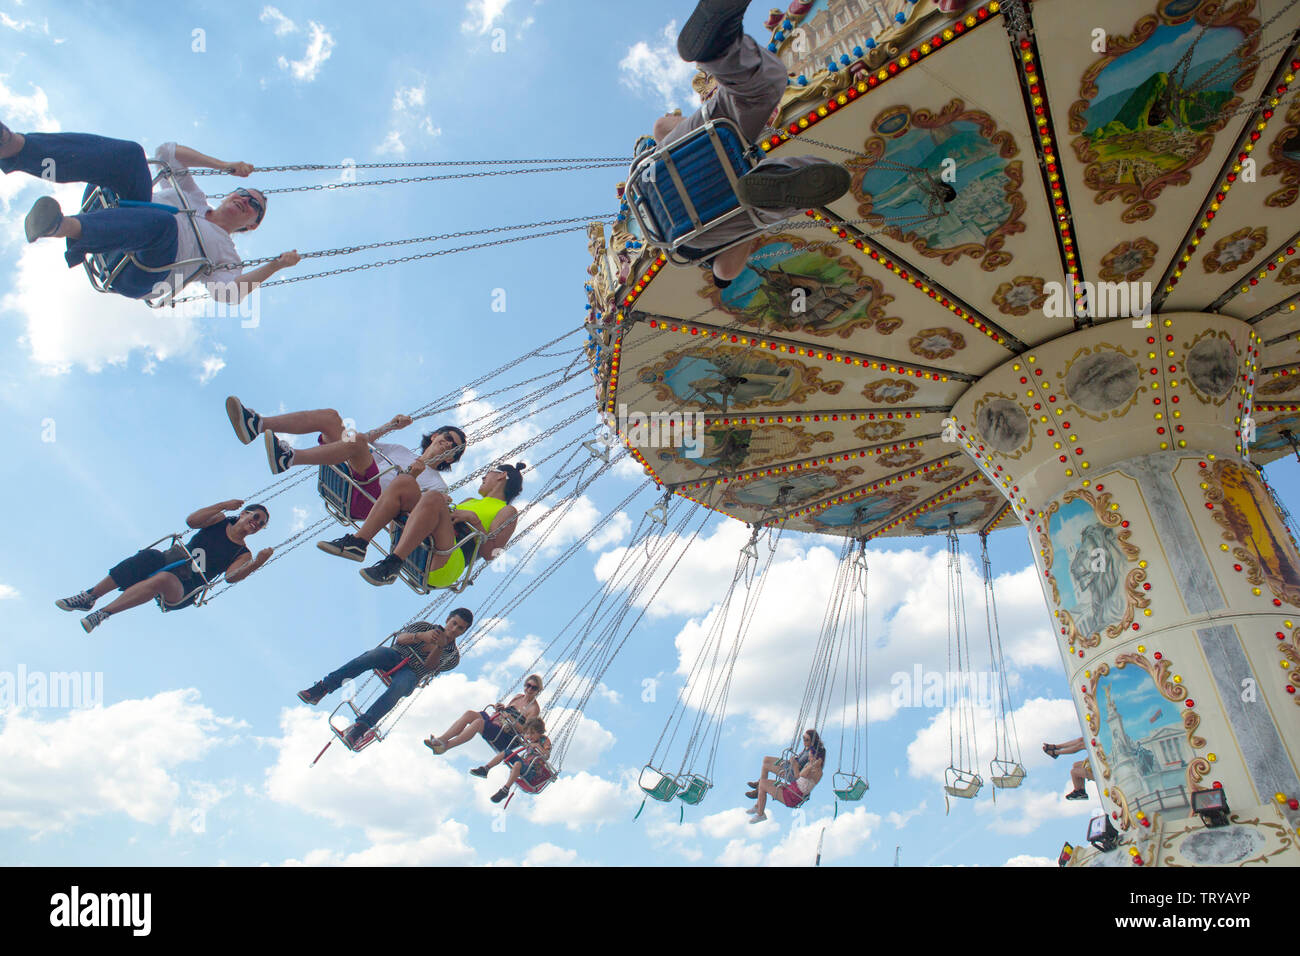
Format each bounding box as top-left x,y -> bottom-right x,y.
322,646 -> 419,729
1,131 -> 179,298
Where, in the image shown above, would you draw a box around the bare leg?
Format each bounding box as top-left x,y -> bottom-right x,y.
713,244 -> 750,281
1070,760 -> 1093,790
752,778 -> 780,818
0,130 -> 25,160
262,408 -> 377,475
394,491 -> 454,561
355,474 -> 421,544
99,571 -> 185,615
428,710 -> 486,752
483,750 -> 507,771
261,408 -> 345,439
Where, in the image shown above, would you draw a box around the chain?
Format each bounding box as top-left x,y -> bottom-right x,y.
190,157 -> 633,175
172,225 -> 592,302
214,162 -> 627,196
229,214 -> 614,270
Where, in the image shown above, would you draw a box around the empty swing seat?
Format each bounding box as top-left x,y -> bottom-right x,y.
638,766 -> 681,803
832,773 -> 869,802
944,767 -> 983,799
624,118 -> 765,266
80,161 -> 213,309
676,774 -> 712,806
990,759 -> 1027,789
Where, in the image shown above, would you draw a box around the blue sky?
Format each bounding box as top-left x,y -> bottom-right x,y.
3,0 -> 1299,869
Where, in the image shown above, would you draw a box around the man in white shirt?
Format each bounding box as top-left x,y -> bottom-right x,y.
1,125 -> 299,300
223,396 -> 466,563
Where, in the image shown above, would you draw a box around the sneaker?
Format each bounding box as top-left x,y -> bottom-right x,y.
469,765 -> 489,778
297,682 -> 327,706
343,722 -> 374,750
80,609 -> 110,634
748,811 -> 767,824
677,0 -> 752,63
737,161 -> 851,211
25,195 -> 63,243
316,534 -> 368,562
490,787 -> 510,804
55,589 -> 96,612
1065,788 -> 1088,801
745,789 -> 758,799
264,430 -> 294,474
225,396 -> 262,445
360,554 -> 403,587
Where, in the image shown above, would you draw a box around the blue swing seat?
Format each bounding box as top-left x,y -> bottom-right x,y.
624,117 -> 766,266
79,160 -> 214,308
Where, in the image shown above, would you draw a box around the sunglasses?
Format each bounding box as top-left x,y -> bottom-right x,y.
234,187 -> 266,226
525,683 -> 541,691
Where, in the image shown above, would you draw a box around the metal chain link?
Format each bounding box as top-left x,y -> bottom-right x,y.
190,157 -> 633,175
230,214 -> 613,270
214,162 -> 627,196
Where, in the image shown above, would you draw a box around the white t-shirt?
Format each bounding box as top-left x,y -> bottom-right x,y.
151,143 -> 241,294
371,441 -> 450,495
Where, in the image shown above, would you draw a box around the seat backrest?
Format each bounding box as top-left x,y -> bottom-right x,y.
634,122 -> 753,243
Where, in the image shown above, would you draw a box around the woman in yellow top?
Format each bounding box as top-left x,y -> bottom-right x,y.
359,462 -> 526,587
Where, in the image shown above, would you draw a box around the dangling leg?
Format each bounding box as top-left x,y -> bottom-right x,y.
82,570 -> 186,634
392,491 -> 454,562
492,760 -> 525,803
1,132 -> 153,200
426,709 -> 486,753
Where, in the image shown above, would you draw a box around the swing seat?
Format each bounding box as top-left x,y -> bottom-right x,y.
943,768 -> 983,800
513,754 -> 557,795
624,117 -> 766,266
329,698 -> 383,752
390,513 -> 486,596
80,162 -> 214,309
144,533 -> 217,612
832,773 -> 869,802
638,765 -> 681,803
990,760 -> 1027,790
676,773 -> 712,806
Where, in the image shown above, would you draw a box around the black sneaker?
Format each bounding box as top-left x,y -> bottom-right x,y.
25,195 -> 63,243
297,682 -> 327,706
226,396 -> 262,444
264,430 -> 294,474
360,554 -> 403,587
469,765 -> 489,778
677,0 -> 751,63
56,589 -> 96,612
490,786 -> 510,804
737,161 -> 851,211
317,534 -> 368,562
344,721 -> 375,750
80,609 -> 110,634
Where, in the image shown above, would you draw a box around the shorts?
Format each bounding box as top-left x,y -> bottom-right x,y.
108,548 -> 201,609
427,521 -> 480,588
319,434 -> 382,520
779,781 -> 808,808
479,711 -> 519,752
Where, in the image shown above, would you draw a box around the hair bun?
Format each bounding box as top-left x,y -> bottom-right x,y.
515,462 -> 528,473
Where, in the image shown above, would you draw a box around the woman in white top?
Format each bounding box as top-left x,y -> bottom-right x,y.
1,124 -> 298,300
748,729 -> 825,823
223,396 -> 466,564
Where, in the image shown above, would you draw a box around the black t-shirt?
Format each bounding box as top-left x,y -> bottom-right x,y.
183,517 -> 250,582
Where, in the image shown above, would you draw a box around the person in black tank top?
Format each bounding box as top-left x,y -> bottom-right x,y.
56,500 -> 274,634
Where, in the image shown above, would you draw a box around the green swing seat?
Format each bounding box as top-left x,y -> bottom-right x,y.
638,766 -> 680,803
832,773 -> 869,802
676,774 -> 712,806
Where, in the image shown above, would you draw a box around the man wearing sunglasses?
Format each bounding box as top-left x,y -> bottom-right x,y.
55,499 -> 273,634
1,124 -> 299,301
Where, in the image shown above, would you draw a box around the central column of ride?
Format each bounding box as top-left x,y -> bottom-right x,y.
950,313 -> 1300,866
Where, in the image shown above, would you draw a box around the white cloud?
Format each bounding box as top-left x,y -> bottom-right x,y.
0,76 -> 58,216
259,6 -> 297,36
885,801 -> 927,829
198,354 -> 226,385
0,584 -> 18,600
276,21 -> 335,82
0,689 -> 241,833
392,85 -> 426,111
520,770 -> 633,830
619,22 -> 700,112
376,129 -> 406,156
1004,853 -> 1057,866
290,506 -> 310,533
977,786 -> 1097,836
462,0 -> 511,35
488,842 -> 584,866
284,823 -> 475,866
